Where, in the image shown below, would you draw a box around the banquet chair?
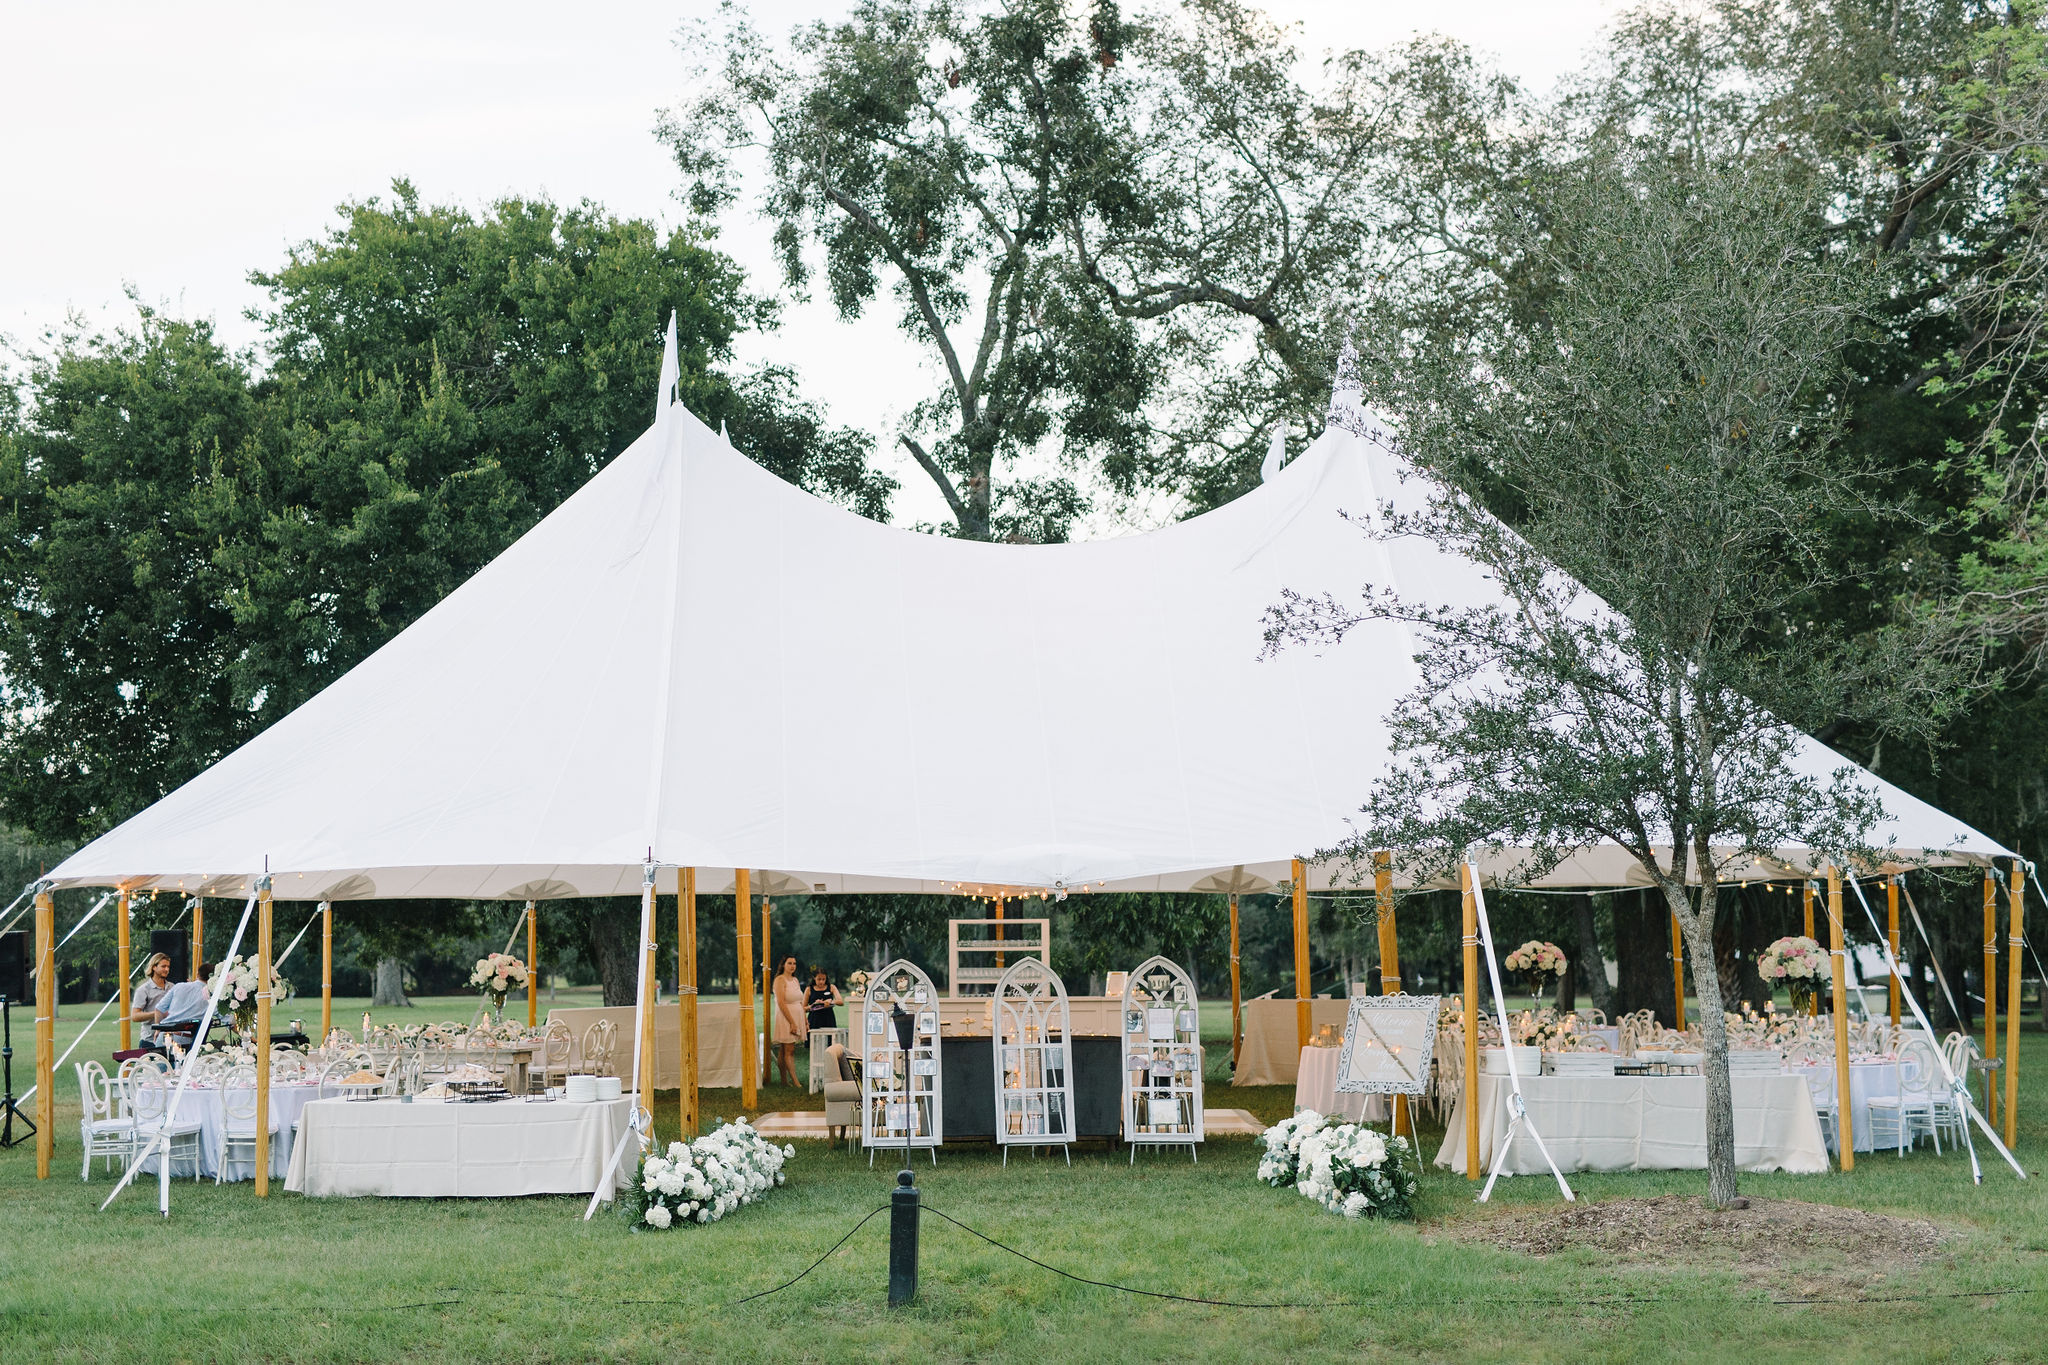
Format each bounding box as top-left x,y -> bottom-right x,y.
582,1020 -> 619,1078
128,1072 -> 206,1181
532,1022 -> 573,1094
75,1060 -> 139,1179
216,1066 -> 280,1185
1868,1039 -> 1941,1155
822,1043 -> 861,1147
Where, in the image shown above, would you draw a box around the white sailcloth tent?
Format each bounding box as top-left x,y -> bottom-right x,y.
47,325 -> 2008,900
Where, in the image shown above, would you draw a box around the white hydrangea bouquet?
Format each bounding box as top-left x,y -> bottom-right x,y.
207,953 -> 292,1040
1758,935 -> 1828,1011
1503,940 -> 1567,997
625,1118 -> 793,1229
1256,1110 -> 1418,1220
468,952 -> 529,1021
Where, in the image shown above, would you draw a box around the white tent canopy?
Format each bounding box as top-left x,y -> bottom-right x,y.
47,325 -> 2010,900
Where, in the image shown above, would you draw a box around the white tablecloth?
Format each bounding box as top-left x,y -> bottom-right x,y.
284,1095 -> 633,1197
1292,1046 -> 1391,1124
136,1082 -> 320,1182
1233,999 -> 1354,1085
1436,1073 -> 1830,1176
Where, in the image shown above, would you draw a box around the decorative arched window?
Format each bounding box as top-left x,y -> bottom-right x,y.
992,958 -> 1075,1164
1120,956 -> 1204,1161
859,959 -> 941,1163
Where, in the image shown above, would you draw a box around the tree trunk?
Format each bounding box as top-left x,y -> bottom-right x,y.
1675,884 -> 1739,1207
586,900 -> 642,1007
1554,953 -> 1576,1011
1575,894 -> 1614,1017
371,957 -> 410,1008
1613,890 -> 1677,1025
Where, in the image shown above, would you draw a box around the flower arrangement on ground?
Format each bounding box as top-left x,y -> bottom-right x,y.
1504,940 -> 1567,997
625,1118 -> 793,1229
1757,935 -> 1828,1011
1256,1110 -> 1419,1220
468,952 -> 529,1021
207,954 -> 292,1040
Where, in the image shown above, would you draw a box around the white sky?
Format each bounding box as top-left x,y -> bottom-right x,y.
0,0 -> 1619,528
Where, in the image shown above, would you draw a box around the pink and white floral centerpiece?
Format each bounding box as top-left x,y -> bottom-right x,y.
1503,940 -> 1568,999
469,952 -> 530,1022
207,953 -> 293,1044
1757,935 -> 1828,1011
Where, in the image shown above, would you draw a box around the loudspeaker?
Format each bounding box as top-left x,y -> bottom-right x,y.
149,929 -> 190,984
0,931 -> 25,1001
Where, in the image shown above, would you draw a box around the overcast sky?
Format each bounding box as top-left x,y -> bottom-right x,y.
0,0 -> 1620,526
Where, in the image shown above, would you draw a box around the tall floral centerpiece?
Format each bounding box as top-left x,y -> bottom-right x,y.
1503,940 -> 1567,1000
207,954 -> 292,1045
469,952 -> 530,1023
1757,935 -> 1828,1012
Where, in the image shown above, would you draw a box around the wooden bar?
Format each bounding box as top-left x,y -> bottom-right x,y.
1827,865 -> 1853,1170
735,868 -> 756,1110
678,867 -> 698,1138
527,899 -> 538,1029
1460,863 -> 1479,1180
34,888 -> 52,1179
1292,857 -> 1311,1052
1373,851 -> 1406,1139
2006,861 -> 2024,1149
1886,875 -> 1901,1027
255,881 -> 273,1196
1803,881 -> 1817,1015
321,900 -> 333,1044
1227,893 -> 1243,1069
1669,911 -> 1687,1030
1984,871 -> 1999,1126
116,888 -> 132,1052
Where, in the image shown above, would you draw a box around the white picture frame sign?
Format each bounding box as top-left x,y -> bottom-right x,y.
1335,994 -> 1443,1096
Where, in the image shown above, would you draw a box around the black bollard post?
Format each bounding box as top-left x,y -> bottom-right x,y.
887,1001 -> 920,1305
888,1166 -> 920,1305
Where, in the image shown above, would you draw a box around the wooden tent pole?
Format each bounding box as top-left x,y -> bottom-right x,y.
1669,911 -> 1687,1031
254,880 -> 274,1196
1460,864 -> 1479,1180
191,895 -> 203,980
1984,871 -> 2000,1125
994,893 -> 1005,970
527,899 -> 538,1029
1826,865 -> 1853,1170
116,889 -> 131,1052
2005,861 -> 2025,1149
735,868 -> 756,1110
679,868 -> 698,1138
1292,857 -> 1311,1052
33,887 -> 52,1179
1886,875 -> 1901,1027
320,900 -> 333,1044
1374,851 -> 1406,1139
760,894 -> 773,1078
641,884 -> 657,1128
1227,893 -> 1242,1069
1803,880 -> 1818,1015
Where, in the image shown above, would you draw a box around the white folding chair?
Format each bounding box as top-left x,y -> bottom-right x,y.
75,1060 -> 138,1179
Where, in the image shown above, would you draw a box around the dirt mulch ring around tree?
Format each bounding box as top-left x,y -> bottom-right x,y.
1432,1195 -> 1958,1295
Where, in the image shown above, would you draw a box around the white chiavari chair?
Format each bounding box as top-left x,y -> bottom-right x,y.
75,1060 -> 139,1179
128,1070 -> 205,1181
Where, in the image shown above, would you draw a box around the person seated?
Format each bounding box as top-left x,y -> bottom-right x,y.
149,964 -> 218,1051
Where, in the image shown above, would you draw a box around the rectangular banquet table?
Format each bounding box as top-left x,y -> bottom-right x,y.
284,1095 -> 633,1197
1435,1072 -> 1830,1176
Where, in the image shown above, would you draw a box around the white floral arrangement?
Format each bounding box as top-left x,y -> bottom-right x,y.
468,952 -> 530,1007
846,969 -> 871,998
1256,1110 -> 1418,1220
1504,940 -> 1567,986
626,1118 -> 793,1229
207,953 -> 292,1034
1757,935 -> 1828,1007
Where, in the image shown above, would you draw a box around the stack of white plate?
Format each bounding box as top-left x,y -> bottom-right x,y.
564,1075 -> 599,1104
595,1076 -> 623,1101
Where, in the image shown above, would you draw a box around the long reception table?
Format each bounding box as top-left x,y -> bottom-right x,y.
1435,1072 -> 1830,1176
284,1095 -> 634,1197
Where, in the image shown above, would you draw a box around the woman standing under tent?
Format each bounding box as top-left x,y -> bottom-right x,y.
804,966 -> 842,1034
771,955 -> 805,1088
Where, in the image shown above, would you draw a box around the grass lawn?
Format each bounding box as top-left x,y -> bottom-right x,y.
3,996 -> 2046,1362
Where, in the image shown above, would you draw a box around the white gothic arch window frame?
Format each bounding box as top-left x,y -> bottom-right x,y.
858,958 -> 942,1163
1120,955 -> 1204,1162
992,957 -> 1076,1165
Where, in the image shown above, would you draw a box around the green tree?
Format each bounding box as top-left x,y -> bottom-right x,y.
1268,155 -> 1967,1206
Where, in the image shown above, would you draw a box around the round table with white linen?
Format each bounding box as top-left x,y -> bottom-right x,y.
1787,1057 -> 1901,1153
135,1080 -> 321,1181
1292,1045 -> 1392,1124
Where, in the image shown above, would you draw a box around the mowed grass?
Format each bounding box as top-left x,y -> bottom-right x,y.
1,998 -> 2045,1363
